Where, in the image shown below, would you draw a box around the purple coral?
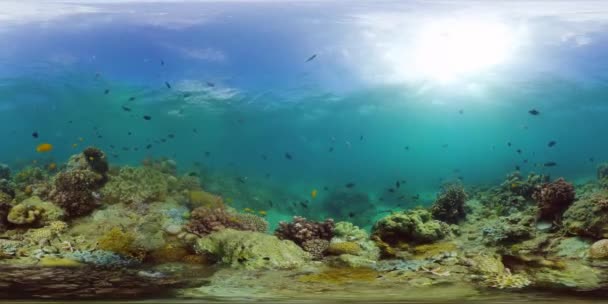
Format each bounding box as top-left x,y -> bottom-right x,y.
533,178 -> 575,221
186,207 -> 267,236
274,216 -> 334,246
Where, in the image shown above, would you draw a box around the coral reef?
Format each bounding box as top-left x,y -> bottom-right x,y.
480,212 -> 535,245
563,190 -> 608,238
96,227 -> 143,259
598,163 -> 608,180
431,184 -> 468,223
274,216 -> 334,246
302,239 -> 330,260
195,229 -> 310,269
188,190 -> 224,208
7,196 -> 64,226
0,163 -> 9,180
101,166 -> 168,204
532,178 -> 575,221
50,169 -> 104,217
333,221 -> 368,242
372,209 -> 451,246
327,241 -> 361,255
589,239 -> 608,259
186,207 -> 268,236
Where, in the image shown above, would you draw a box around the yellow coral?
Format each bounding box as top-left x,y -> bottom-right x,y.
486,268 -> 531,289
413,242 -> 457,259
97,227 -> 137,257
327,242 -> 362,255
298,267 -> 378,284
189,190 -> 224,208
49,221 -> 68,234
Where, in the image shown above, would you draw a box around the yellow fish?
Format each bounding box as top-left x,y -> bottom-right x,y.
36,143 -> 53,153
311,189 -> 318,199
78,137 -> 84,142
258,210 -> 267,216
48,162 -> 57,170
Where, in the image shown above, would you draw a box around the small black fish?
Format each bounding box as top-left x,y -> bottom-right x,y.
544,161 -> 557,167
548,141 -> 556,147
236,176 -> 248,184
345,182 -> 355,188
528,109 -> 540,115
328,147 -> 334,152
268,200 -> 273,207
128,131 -> 132,136
188,172 -> 198,177
109,145 -> 115,149
128,96 -> 136,101
104,89 -> 110,95
285,153 -> 293,160
590,157 -> 595,162
261,154 -> 268,160
146,144 -> 152,150
507,142 -> 512,147
305,54 -> 317,62
387,188 -> 395,193
323,186 -> 329,191
134,147 -> 139,151
524,159 -> 528,163
168,134 -> 175,139
300,201 -> 308,209
68,120 -> 73,124
161,59 -> 165,66
360,135 -> 363,141
396,181 -> 400,188
143,115 -> 152,120
97,135 -> 103,139
516,149 -> 522,154
32,131 -> 38,138
206,81 -> 215,87
161,138 -> 167,143
193,128 -> 198,133
515,165 -> 520,171
184,93 -> 191,98
404,146 -> 409,151
121,105 -> 132,112
165,81 -> 171,89
458,109 -> 464,114
205,151 -> 211,157
348,212 -> 355,218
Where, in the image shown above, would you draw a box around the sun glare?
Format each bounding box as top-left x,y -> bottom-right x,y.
412,19 -> 516,83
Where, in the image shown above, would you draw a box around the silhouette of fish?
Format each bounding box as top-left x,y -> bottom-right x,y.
305,54 -> 317,62
32,131 -> 38,138
121,105 -> 132,112
544,162 -> 557,167
529,109 -> 540,115
396,181 -> 400,188
285,153 -> 293,160
345,182 -> 355,188
165,81 -> 171,89
143,115 -> 152,120
128,96 -> 136,101
104,89 -> 110,95
548,141 -> 556,147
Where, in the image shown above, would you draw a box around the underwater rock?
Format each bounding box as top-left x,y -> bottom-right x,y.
532,178 -> 575,221
195,229 -> 311,270
467,254 -> 531,289
502,171 -> 548,199
82,147 -> 109,175
186,207 -> 268,236
275,216 -> 334,246
50,169 -> 104,217
7,196 -> 64,226
101,166 -> 168,204
563,190 -> 608,238
598,163 -> 608,180
553,237 -> 591,258
333,221 -> 368,242
480,212 -> 535,245
320,190 -> 375,228
0,191 -> 12,204
372,208 -> 451,246
0,163 -> 10,180
431,184 -> 468,224
589,239 -> 608,259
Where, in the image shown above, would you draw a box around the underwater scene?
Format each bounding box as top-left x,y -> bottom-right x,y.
3,0 -> 608,303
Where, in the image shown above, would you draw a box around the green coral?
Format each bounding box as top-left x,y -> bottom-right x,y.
195,229 -> 310,270
7,196 -> 64,226
372,208 -> 451,245
101,166 -> 168,204
334,221 -> 368,242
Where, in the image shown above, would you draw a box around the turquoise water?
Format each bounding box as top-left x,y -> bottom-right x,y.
3,0 -> 608,302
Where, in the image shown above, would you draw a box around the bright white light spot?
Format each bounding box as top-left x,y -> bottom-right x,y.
412,19 -> 516,83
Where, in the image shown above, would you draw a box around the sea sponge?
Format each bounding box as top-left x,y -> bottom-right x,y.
188,190 -> 224,208
186,207 -> 268,236
327,241 -> 361,255
195,229 -> 310,270
430,183 -> 468,223
589,239 -> 608,259
101,166 -> 168,204
275,216 -> 335,246
51,169 -> 104,217
302,239 -> 330,259
7,196 -> 64,226
533,178 -> 575,220
372,208 -> 451,246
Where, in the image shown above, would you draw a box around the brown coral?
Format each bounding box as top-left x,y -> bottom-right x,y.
533,178 -> 575,221
430,183 -> 468,224
302,239 -> 330,260
186,207 -> 268,236
50,169 -> 104,217
274,216 -> 335,246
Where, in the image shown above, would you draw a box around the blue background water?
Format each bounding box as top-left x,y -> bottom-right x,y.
1,1 -> 608,213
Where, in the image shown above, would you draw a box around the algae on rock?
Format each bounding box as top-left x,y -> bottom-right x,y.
102,166 -> 168,204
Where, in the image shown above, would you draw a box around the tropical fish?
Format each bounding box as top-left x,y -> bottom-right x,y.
104,89 -> 110,95
258,210 -> 267,216
516,149 -> 522,154
121,105 -> 132,112
528,109 -> 540,115
396,181 -> 400,188
206,81 -> 215,87
36,143 -> 53,153
72,143 -> 78,148
345,182 -> 355,188
300,201 -> 309,209
128,96 -> 136,101
143,115 -> 152,120
458,109 -> 464,114
48,162 -> 57,170
285,152 -> 293,160
165,81 -> 171,89
548,140 -> 556,147
32,131 -> 38,138
305,54 -> 317,62
544,162 -> 557,167
79,137 -> 84,142
311,189 -> 318,199
328,147 -> 334,152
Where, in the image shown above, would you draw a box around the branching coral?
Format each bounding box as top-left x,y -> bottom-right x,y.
275,216 -> 335,246
186,207 -> 268,236
101,166 -> 168,204
533,178 -> 575,221
50,169 -> 104,217
372,209 -> 450,246
431,183 -> 468,223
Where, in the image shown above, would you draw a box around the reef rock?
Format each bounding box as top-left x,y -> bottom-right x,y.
275,216 -> 334,246
50,169 -> 104,217
431,184 -> 468,223
372,209 -> 451,246
589,239 -> 608,259
532,178 -> 575,221
7,196 -> 64,226
186,207 -> 268,236
195,229 -> 310,270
